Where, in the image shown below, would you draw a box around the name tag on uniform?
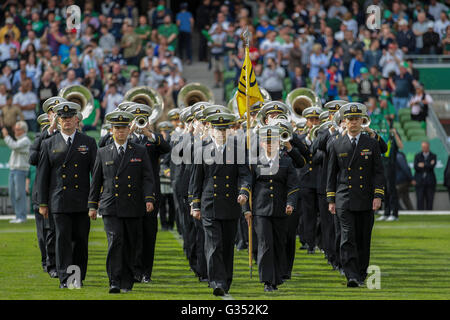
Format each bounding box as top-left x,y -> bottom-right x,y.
105,161 -> 114,166
130,158 -> 142,163
77,145 -> 89,154
361,149 -> 372,156
338,153 -> 348,158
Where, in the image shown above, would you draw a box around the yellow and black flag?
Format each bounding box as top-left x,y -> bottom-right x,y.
236,48 -> 264,117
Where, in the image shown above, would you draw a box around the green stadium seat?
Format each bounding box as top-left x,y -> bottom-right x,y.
403,120 -> 422,129
223,70 -> 236,82
347,83 -> 358,95
398,108 -> 410,116
408,135 -> 428,142
399,113 -> 411,124
407,128 -> 426,138
393,121 -> 402,129
86,130 -> 101,142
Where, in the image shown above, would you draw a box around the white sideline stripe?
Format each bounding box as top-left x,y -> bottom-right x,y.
169,230 -> 235,301
2,211 -> 450,220
379,210 -> 450,215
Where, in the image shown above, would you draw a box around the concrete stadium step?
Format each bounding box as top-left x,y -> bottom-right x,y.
182,61 -> 225,105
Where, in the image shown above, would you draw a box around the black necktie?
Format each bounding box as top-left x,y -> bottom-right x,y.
119,146 -> 124,161
67,137 -> 72,148
351,138 -> 357,150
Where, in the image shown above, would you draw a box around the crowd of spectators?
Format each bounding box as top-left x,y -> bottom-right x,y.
0,0 -> 192,133
0,0 -> 448,134
195,0 -> 449,126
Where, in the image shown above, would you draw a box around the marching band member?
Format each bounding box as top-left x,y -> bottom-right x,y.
190,112 -> 251,296
312,100 -> 346,271
29,97 -> 66,279
165,108 -> 184,235
186,104 -> 211,282
297,106 -> 322,254
243,125 -> 299,292
157,121 -> 176,231
327,103 -> 385,287
126,104 -> 171,283
88,110 -> 155,293
37,102 -> 97,288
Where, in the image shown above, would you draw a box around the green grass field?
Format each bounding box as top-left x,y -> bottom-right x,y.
0,215 -> 449,300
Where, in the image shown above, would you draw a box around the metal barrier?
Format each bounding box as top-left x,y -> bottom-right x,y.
426,95 -> 450,154
406,55 -> 450,64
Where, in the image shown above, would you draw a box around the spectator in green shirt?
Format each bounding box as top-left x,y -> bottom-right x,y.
379,95 -> 397,122
157,15 -> 179,52
135,15 -> 152,47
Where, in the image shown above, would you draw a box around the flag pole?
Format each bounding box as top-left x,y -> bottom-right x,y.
241,27 -> 253,279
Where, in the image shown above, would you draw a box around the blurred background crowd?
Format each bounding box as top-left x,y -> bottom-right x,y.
1,0 -> 449,134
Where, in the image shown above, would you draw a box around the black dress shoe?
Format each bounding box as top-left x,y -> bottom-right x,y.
48,270 -> 58,278
199,277 -> 209,282
59,283 -> 68,289
299,243 -> 308,250
273,284 -> 278,291
358,280 -> 365,287
109,285 -> 120,294
347,278 -> 359,288
141,275 -> 152,283
307,248 -> 315,254
282,275 -> 290,281
264,283 -> 273,292
213,287 -> 225,296
133,274 -> 142,283
121,288 -> 132,293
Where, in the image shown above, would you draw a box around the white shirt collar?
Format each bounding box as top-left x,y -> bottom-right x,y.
60,131 -> 76,144
114,140 -> 128,153
347,132 -> 361,144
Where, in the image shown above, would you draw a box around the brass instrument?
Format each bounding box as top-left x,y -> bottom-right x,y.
332,110 -> 342,130
124,86 -> 164,125
177,83 -> 214,108
270,118 -> 293,143
58,84 -> 94,120
309,125 -> 320,141
286,88 -> 321,121
362,114 -> 371,128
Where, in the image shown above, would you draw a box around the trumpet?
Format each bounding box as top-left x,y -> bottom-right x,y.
270,118 -> 293,143
362,114 -> 371,128
134,115 -> 149,129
